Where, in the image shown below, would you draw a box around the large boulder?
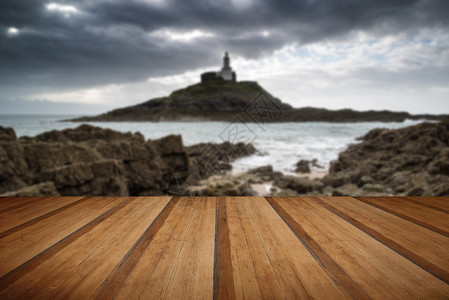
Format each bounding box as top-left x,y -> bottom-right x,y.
0,125 -> 187,196
0,126 -> 17,141
274,175 -> 323,194
186,142 -> 256,181
206,175 -> 257,196
295,160 -> 311,173
323,117 -> 449,196
242,165 -> 283,183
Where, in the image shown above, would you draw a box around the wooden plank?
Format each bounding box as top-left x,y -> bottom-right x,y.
236,196 -> 292,299
0,197 -> 124,276
66,197 -> 171,300
227,197 -> 266,300
244,197 -> 347,299
113,197 -> 196,299
0,197 -> 128,286
315,196 -> 449,286
163,197 -> 216,300
406,196 -> 449,214
0,196 -> 448,299
95,196 -> 177,300
0,197 -> 84,226
0,197 -> 43,213
266,197 -> 370,300
214,197 -> 236,300
137,197 -> 199,299
188,197 -> 216,300
0,196 -> 86,238
111,197 -> 189,299
0,196 -> 154,298
14,197 -> 171,299
356,196 -> 449,237
278,197 -> 449,299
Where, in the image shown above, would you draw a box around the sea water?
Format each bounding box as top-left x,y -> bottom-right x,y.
0,114 -> 427,175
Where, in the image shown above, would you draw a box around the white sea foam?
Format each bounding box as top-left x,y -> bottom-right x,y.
0,115 -> 427,174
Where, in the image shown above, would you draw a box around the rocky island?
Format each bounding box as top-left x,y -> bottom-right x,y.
69,53 -> 446,123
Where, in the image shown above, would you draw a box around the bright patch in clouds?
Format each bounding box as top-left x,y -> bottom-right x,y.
46,3 -> 79,16
30,69 -> 206,107
25,30 -> 449,114
6,27 -> 19,36
149,29 -> 215,42
136,0 -> 166,7
229,30 -> 449,113
231,0 -> 254,9
261,30 -> 271,37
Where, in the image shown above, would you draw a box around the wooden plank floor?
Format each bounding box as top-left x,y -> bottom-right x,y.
0,196 -> 448,299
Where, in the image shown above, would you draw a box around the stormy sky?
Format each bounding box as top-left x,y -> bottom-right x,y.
1,0 -> 449,115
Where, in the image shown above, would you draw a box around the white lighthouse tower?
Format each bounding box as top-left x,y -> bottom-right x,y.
200,52 -> 237,83
217,52 -> 236,81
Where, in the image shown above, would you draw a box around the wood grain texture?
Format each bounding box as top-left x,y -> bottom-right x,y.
164,197 -> 215,300
238,197 -> 347,299
315,196 -> 449,285
0,196 -> 448,299
214,197 -> 236,300
278,196 -> 449,298
95,196 -> 176,300
0,196 -> 86,239
0,197 -> 134,291
0,197 -> 169,299
407,196 -> 449,213
356,196 -> 449,237
266,197 -> 370,300
0,197 -> 45,214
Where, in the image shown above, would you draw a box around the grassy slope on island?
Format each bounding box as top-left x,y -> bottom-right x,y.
68,80 -> 447,123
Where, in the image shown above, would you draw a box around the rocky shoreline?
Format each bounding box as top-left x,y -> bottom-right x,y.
195,117 -> 449,197
1,117 -> 448,197
0,124 -> 254,196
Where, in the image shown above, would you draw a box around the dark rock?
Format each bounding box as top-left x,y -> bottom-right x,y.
186,142 -> 256,181
322,173 -> 351,188
0,126 -> 17,141
0,125 -> 257,196
274,175 -> 323,194
332,184 -> 362,196
324,117 -> 449,196
1,182 -> 60,197
206,175 -> 257,196
248,165 -> 273,174
35,124 -> 144,143
322,186 -> 334,196
428,148 -> 449,175
272,188 -> 299,197
294,158 -> 324,173
295,160 -> 311,173
358,175 -> 375,187
245,165 -> 282,182
362,183 -> 389,193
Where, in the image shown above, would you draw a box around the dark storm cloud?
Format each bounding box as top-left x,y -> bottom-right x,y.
0,0 -> 448,100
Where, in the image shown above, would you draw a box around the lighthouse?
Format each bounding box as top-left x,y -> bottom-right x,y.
223,51 -> 230,69
217,51 -> 235,81
200,52 -> 237,83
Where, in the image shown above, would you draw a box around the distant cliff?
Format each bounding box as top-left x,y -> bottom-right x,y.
68,81 -> 446,123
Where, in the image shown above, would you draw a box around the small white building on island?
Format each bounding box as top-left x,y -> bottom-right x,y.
201,52 -> 237,83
